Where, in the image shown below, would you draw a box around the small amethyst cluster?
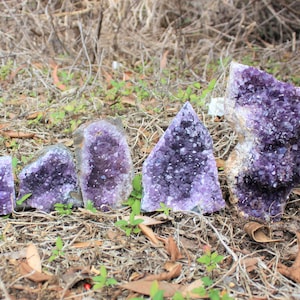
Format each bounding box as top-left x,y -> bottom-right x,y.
142,102 -> 224,213
225,62 -> 300,220
74,120 -> 133,210
0,156 -> 15,215
18,145 -> 80,212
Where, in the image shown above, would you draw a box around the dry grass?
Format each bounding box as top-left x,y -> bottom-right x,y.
0,0 -> 300,299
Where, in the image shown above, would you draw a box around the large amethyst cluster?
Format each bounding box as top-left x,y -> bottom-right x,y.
18,145 -> 80,212
142,102 -> 225,213
74,120 -> 133,210
0,156 -> 15,215
225,62 -> 300,220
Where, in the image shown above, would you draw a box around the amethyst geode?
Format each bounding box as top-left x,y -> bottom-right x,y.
225,62 -> 300,220
0,156 -> 15,215
18,145 -> 80,212
141,102 -> 224,213
73,119 -> 133,210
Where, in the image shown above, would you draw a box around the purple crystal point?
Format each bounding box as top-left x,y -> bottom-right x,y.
73,119 -> 133,210
0,156 -> 15,215
225,62 -> 300,220
18,145 -> 80,212
141,102 -> 225,213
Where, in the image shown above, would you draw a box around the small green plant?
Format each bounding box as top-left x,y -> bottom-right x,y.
85,200 -> 97,213
156,202 -> 172,216
49,110 -> 65,126
193,249 -> 233,300
0,60 -> 14,80
114,210 -> 144,236
92,265 -> 117,290
49,236 -> 65,262
115,174 -> 144,235
54,203 -> 73,215
197,249 -> 224,273
16,193 -> 32,206
127,174 -> 143,203
58,69 -> 74,85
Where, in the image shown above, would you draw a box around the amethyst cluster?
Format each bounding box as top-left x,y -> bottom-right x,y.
142,102 -> 225,213
0,156 -> 15,215
74,120 -> 133,210
18,145 -> 80,212
225,62 -> 300,220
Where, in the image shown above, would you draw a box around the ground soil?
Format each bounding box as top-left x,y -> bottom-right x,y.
0,1 -> 300,299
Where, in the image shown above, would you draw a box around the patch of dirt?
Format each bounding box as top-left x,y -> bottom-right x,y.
0,0 -> 299,299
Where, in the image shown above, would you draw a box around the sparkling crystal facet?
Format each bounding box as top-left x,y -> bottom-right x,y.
74,119 -> 133,210
18,145 -> 80,212
0,156 -> 15,215
142,102 -> 224,213
225,62 -> 300,220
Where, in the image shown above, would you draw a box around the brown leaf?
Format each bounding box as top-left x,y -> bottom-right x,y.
121,280 -> 182,297
244,222 -> 283,243
181,279 -> 206,299
19,261 -> 53,282
292,188 -> 300,195
144,263 -> 182,281
26,244 -> 41,273
138,223 -> 161,245
164,237 -> 184,261
71,240 -> 102,249
52,64 -> 67,91
241,257 -> 264,273
278,232 -> 300,283
0,130 -> 35,139
26,112 -> 46,120
160,50 -> 169,70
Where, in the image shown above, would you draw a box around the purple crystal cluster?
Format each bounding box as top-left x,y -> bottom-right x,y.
18,145 -> 80,212
74,120 -> 133,210
141,102 -> 225,213
225,62 -> 300,220
0,156 -> 15,215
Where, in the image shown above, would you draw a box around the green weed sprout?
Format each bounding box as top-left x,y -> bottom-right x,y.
193,249 -> 233,300
157,202 -> 172,216
49,236 -> 65,262
54,203 -> 73,215
85,200 -> 97,213
115,174 -> 144,236
92,265 -> 117,290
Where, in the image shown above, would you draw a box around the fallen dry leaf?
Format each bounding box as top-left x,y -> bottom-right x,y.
292,188 -> 300,195
26,111 -> 46,120
0,130 -> 35,139
241,257 -> 264,273
71,240 -> 102,249
26,243 -> 41,273
216,158 -> 225,168
144,263 -> 182,281
278,232 -> 300,283
121,280 -> 182,297
164,237 -> 184,261
19,261 -> 53,282
160,50 -> 169,70
51,64 -> 67,91
244,222 -> 283,243
181,278 -> 206,299
138,223 -> 161,245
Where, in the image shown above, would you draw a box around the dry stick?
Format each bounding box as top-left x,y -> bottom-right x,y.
190,211 -> 238,262
77,20 -> 92,96
45,3 -> 70,57
92,6 -> 103,65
